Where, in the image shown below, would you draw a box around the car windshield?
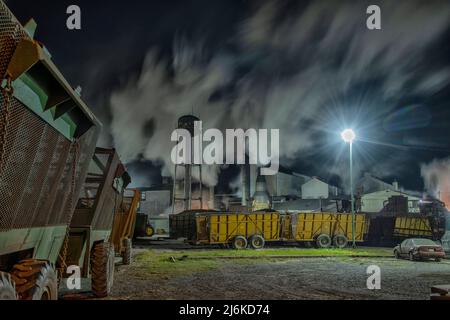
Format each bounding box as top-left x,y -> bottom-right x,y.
412,239 -> 436,246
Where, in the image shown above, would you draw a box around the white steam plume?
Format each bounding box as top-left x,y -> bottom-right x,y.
109,0 -> 450,187
421,158 -> 450,208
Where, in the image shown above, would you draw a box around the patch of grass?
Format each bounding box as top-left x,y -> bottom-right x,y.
153,247 -> 393,258
132,247 -> 393,278
134,250 -> 219,277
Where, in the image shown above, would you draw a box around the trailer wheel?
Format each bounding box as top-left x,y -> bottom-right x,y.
11,260 -> 57,300
122,238 -> 132,265
0,272 -> 17,300
232,236 -> 248,250
249,235 -> 265,249
316,234 -> 332,248
91,242 -> 115,298
333,235 -> 348,248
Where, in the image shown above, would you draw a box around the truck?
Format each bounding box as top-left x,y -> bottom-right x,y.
61,148 -> 130,297
0,1 -> 101,299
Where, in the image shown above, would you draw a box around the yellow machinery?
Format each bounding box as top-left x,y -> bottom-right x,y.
110,189 -> 140,264
281,212 -> 369,248
393,217 -> 433,238
170,211 -> 280,249
170,210 -> 369,249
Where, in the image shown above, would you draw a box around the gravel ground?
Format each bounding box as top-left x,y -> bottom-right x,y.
107,250 -> 450,300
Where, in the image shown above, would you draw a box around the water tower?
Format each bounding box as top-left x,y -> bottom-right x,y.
172,115 -> 203,212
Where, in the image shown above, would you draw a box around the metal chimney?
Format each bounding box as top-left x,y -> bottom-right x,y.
172,115 -> 203,213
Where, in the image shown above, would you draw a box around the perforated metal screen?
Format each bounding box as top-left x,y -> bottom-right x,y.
0,1 -> 100,231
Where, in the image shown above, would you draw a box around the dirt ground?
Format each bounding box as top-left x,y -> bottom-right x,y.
103,241 -> 450,300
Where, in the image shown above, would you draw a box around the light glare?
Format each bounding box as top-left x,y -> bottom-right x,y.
341,129 -> 356,143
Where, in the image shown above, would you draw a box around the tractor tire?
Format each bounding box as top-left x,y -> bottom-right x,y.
0,272 -> 17,300
333,235 -> 348,248
232,236 -> 248,250
316,234 -> 332,248
91,242 -> 115,298
10,260 -> 58,300
146,225 -> 154,237
249,235 -> 265,249
122,238 -> 132,265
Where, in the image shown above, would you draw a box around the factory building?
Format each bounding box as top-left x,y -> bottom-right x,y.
246,165 -> 344,212
138,178 -> 172,216
360,189 -> 421,214
357,172 -> 400,194
265,169 -> 309,198
301,176 -> 340,199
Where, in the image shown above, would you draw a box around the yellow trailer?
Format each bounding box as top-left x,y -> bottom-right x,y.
110,189 -> 140,265
393,217 -> 433,238
280,212 -> 369,248
170,210 -> 280,249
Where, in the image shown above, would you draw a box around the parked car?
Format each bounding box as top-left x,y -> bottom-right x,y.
394,238 -> 445,262
440,231 -> 450,254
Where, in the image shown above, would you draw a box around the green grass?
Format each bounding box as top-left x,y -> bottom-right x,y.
182,247 -> 392,257
132,247 -> 393,278
133,250 -> 219,277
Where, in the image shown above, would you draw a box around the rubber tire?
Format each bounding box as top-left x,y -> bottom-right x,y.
146,226 -> 154,237
122,238 -> 132,265
394,250 -> 400,259
11,260 -> 57,300
0,272 -> 17,300
435,258 -> 441,262
316,234 -> 332,248
232,236 -> 248,250
333,235 -> 348,248
249,235 -> 265,249
91,242 -> 115,298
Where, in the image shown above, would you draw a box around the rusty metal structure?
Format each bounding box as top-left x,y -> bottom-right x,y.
62,148 -> 130,297
172,115 -> 203,213
110,189 -> 140,265
0,1 -> 100,299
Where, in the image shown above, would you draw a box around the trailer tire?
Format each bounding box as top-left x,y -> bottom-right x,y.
11,260 -> 57,300
122,238 -> 132,265
91,242 -> 115,298
333,235 -> 348,248
316,234 -> 332,248
249,235 -> 265,249
0,272 -> 17,300
232,236 -> 248,250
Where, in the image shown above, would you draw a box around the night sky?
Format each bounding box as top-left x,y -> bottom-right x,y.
5,0 -> 450,196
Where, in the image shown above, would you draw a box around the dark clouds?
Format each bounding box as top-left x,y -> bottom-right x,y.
6,0 -> 450,191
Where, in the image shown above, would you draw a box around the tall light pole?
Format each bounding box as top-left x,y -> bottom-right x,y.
341,129 -> 356,248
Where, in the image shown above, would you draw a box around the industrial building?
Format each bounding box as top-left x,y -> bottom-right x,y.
361,190 -> 421,214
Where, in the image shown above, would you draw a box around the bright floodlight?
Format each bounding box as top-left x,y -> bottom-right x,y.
341,129 -> 356,143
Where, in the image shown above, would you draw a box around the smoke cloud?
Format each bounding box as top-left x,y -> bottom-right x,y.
109,0 -> 450,188
421,158 -> 450,208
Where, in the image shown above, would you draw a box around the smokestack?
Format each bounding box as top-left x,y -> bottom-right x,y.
252,168 -> 271,211
208,186 -> 215,209
241,164 -> 249,206
172,115 -> 203,212
392,180 -> 399,191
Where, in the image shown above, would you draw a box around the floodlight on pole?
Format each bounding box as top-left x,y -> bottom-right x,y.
341,129 -> 356,143
341,128 -> 356,248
